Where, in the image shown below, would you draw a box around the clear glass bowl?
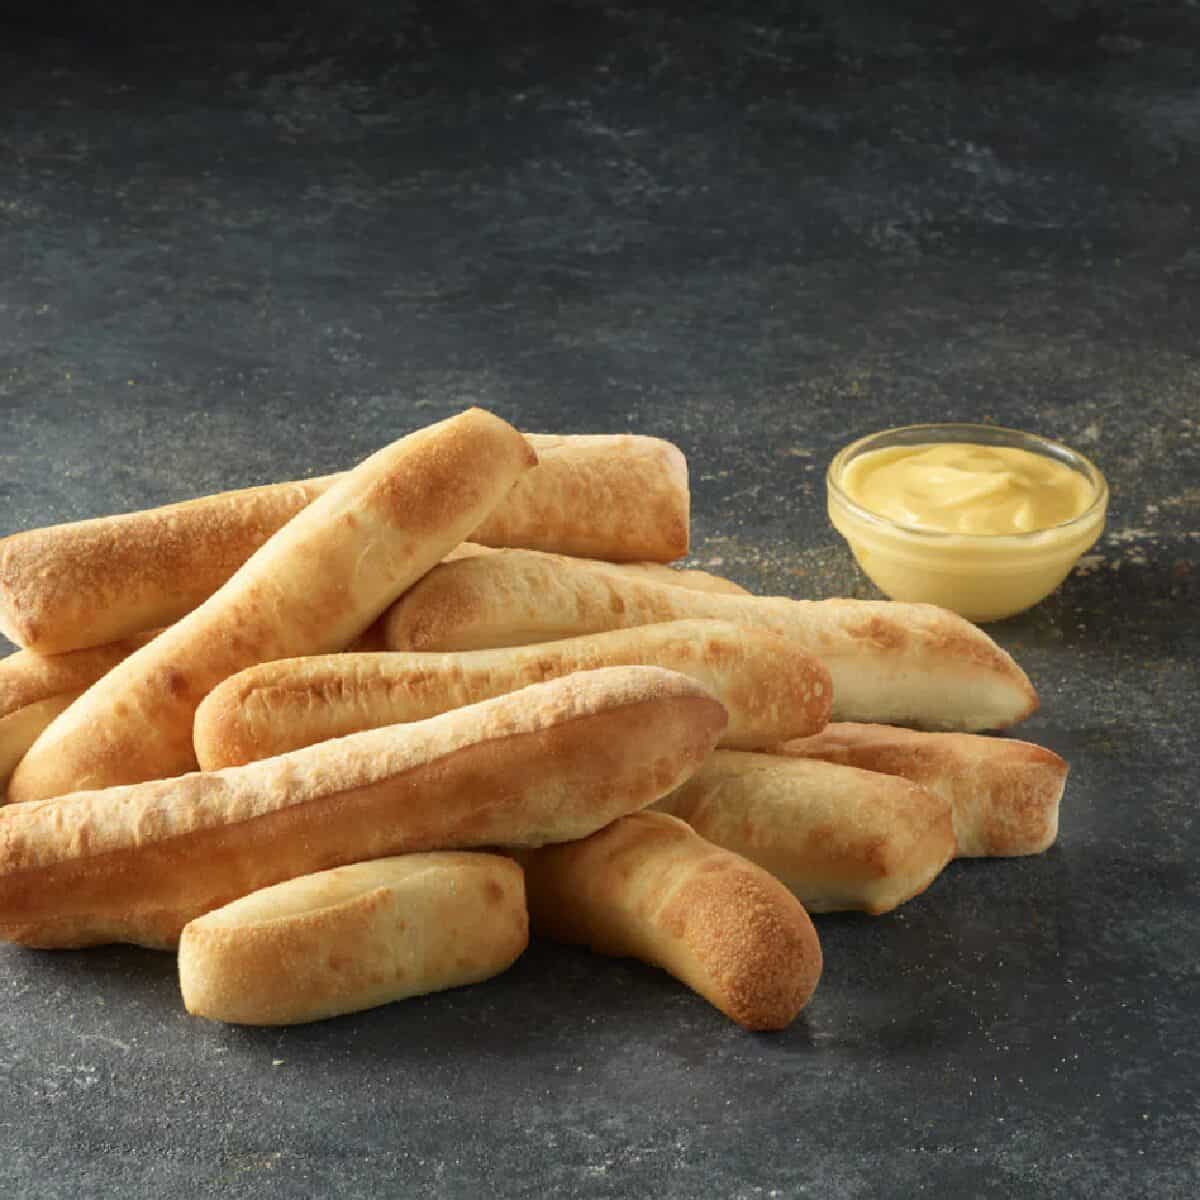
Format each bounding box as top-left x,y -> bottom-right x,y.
826,423 -> 1108,622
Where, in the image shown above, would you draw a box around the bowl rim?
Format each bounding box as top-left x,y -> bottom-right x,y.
826,421 -> 1109,542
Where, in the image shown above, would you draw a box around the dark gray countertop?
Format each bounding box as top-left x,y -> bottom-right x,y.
2,3 -> 1197,1196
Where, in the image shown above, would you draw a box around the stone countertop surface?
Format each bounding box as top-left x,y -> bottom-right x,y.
1,2 -> 1197,1195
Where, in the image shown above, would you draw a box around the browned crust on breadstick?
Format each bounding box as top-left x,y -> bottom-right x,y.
0,435 -> 689,656
193,619 -> 830,769
0,479 -> 335,654
0,667 -> 728,949
778,723 -> 1067,857
471,434 -> 689,562
519,811 -> 821,1031
0,633 -> 158,789
653,750 -> 956,915
179,853 -> 529,1025
381,551 -> 1038,732
7,409 -> 537,802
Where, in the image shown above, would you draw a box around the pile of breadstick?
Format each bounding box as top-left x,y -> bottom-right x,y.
0,409 -> 1067,1031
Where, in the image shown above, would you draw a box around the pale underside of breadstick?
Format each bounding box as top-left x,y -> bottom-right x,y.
7,409 -> 536,803
778,723 -> 1067,857
0,633 -> 159,792
381,551 -> 1038,732
652,750 -> 956,915
0,666 -> 728,949
519,811 -> 822,1031
0,433 -> 689,656
192,619 -> 830,770
179,853 -> 529,1026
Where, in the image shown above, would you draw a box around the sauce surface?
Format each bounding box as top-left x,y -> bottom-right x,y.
840,443 -> 1093,535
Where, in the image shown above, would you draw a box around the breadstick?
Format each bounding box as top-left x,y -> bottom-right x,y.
1,697 -> 74,792
519,811 -> 822,1031
578,559 -> 748,596
471,433 -> 689,561
193,619 -> 830,769
0,634 -> 157,790
344,551 -> 746,654
179,853 -> 528,1025
0,666 -> 727,949
381,551 -> 1038,731
778,723 -> 1067,857
6,408 -> 536,803
0,434 -> 688,656
0,477 -> 335,654
442,543 -> 749,596
652,750 -> 956,914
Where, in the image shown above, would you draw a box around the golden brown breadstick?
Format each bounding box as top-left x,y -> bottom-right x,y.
652,750 -> 956,914
519,811 -> 822,1031
7,409 -> 536,803
381,551 -> 1038,731
0,434 -> 689,656
0,666 -> 727,949
0,632 -> 158,789
179,853 -> 528,1025
0,477 -> 335,654
778,723 -> 1067,857
192,620 -> 830,769
471,433 -> 689,561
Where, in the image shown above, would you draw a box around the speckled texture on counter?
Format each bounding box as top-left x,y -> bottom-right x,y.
1,2 -> 1197,1196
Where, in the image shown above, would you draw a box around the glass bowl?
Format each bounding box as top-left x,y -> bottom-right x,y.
826,423 -> 1108,622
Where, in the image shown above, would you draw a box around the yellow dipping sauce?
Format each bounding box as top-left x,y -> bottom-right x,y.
841,443 -> 1094,535
827,429 -> 1107,623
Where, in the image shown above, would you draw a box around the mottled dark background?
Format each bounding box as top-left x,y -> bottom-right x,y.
1,2 -> 1197,1196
